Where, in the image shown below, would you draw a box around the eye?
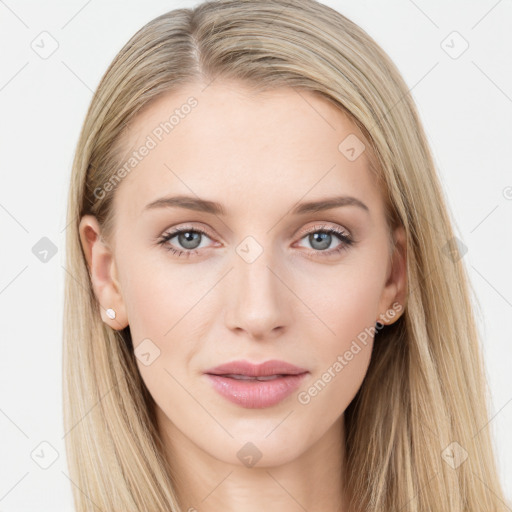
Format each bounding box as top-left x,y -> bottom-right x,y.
157,225 -> 216,258
295,223 -> 354,257
157,223 -> 355,259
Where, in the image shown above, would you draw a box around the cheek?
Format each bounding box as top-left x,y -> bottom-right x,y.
118,248 -> 207,340
292,255 -> 384,405
294,293 -> 376,426
297,257 -> 384,346
116,251 -> 213,390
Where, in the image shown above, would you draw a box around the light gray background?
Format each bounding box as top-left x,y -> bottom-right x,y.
0,0 -> 511,510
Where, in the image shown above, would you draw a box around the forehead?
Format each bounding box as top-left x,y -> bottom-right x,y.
112,80 -> 382,219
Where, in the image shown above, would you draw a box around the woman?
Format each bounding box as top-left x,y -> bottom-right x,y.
63,0 -> 509,510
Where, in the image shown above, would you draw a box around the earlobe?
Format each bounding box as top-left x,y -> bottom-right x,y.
78,215 -> 129,330
377,225 -> 408,326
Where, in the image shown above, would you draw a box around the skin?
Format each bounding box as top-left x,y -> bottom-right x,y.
79,80 -> 407,512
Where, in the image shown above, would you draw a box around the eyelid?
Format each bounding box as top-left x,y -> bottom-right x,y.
160,221 -> 350,243
157,221 -> 354,257
296,222 -> 351,238
161,222 -> 214,237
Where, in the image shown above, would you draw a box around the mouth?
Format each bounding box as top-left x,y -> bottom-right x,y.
204,360 -> 309,409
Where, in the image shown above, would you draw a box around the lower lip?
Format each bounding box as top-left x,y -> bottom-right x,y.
205,373 -> 308,409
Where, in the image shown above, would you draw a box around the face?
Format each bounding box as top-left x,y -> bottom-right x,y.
80,80 -> 406,469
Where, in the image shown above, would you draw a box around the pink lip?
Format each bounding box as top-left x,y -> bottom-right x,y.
204,359 -> 309,409
205,359 -> 308,377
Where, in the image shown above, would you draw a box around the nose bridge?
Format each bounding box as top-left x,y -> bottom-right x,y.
226,235 -> 289,337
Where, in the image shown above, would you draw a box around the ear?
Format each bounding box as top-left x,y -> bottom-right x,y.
377,225 -> 407,326
78,215 -> 128,330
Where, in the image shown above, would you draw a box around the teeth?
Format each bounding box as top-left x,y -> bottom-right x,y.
223,374 -> 283,381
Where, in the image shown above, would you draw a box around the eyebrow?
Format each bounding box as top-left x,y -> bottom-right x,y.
143,194 -> 369,216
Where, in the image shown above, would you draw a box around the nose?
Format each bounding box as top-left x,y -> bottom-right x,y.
224,242 -> 291,341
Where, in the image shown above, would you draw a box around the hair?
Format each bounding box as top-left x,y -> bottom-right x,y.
63,0 -> 509,510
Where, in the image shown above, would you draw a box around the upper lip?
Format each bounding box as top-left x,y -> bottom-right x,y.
205,359 -> 309,377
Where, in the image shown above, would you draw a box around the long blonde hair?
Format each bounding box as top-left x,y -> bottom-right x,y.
63,0 -> 509,510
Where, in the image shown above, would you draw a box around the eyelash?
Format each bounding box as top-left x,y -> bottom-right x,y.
156,223 -> 354,259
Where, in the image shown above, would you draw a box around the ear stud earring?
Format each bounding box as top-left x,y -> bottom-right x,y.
106,308 -> 116,320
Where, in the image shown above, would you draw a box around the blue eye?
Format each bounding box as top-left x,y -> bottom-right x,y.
157,223 -> 354,259
297,225 -> 354,255
157,226 -> 212,258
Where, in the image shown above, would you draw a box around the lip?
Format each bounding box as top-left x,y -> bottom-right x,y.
204,359 -> 309,409
205,359 -> 308,377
